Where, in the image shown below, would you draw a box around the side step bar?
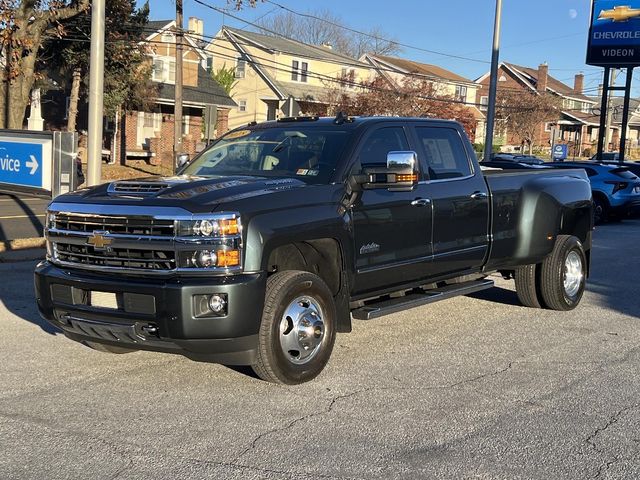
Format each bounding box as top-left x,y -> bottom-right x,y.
351,279 -> 494,320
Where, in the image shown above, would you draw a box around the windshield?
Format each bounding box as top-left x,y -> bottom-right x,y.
182,127 -> 352,183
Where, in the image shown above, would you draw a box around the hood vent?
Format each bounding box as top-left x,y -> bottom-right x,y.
107,181 -> 170,196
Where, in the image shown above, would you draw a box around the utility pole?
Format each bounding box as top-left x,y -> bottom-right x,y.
604,68 -> 618,152
87,0 -> 106,186
483,0 -> 503,161
174,0 -> 184,174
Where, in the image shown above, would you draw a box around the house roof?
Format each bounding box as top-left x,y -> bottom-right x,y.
504,63 -> 594,103
157,66 -> 236,108
587,96 -> 640,125
221,27 -> 369,67
368,54 -> 473,85
146,19 -> 173,32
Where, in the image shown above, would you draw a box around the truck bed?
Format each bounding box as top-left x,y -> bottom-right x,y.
482,168 -> 592,271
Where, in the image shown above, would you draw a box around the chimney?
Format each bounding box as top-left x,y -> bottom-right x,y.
188,17 -> 204,40
537,63 -> 548,93
574,73 -> 584,95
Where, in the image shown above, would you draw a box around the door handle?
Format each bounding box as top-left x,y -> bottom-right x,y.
470,191 -> 488,200
411,198 -> 431,207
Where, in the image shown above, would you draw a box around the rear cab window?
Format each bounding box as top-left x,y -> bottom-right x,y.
414,127 -> 472,180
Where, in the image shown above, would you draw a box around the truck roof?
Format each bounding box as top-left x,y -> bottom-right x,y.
242,116 -> 462,130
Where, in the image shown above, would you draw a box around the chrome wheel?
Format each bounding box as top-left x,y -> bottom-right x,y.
563,250 -> 583,298
279,296 -> 325,365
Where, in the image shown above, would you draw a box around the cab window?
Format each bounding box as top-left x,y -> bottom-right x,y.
359,127 -> 410,169
415,127 -> 472,180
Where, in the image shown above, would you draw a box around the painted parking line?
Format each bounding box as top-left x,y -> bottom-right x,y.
0,214 -> 46,220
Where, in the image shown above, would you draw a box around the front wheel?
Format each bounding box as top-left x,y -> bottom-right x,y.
593,196 -> 608,225
539,235 -> 587,311
252,270 -> 336,384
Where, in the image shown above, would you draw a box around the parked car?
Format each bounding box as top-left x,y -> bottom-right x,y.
35,117 -> 593,384
591,152 -> 619,162
490,153 -> 546,165
591,160 -> 640,178
549,161 -> 640,223
481,154 -> 548,170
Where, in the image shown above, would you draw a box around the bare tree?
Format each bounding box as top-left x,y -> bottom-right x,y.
324,77 -> 477,138
257,9 -> 401,59
497,89 -> 560,154
0,0 -> 90,129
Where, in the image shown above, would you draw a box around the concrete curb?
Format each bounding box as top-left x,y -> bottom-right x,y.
0,238 -> 46,263
0,238 -> 46,253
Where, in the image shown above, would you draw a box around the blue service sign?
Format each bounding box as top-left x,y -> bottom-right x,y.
0,138 -> 49,190
553,144 -> 569,160
587,0 -> 640,66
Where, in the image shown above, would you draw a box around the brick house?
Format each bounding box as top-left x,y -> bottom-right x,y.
475,63 -> 598,155
361,54 -> 485,142
119,19 -> 236,166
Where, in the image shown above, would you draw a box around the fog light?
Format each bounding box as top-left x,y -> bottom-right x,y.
209,294 -> 227,314
193,293 -> 228,318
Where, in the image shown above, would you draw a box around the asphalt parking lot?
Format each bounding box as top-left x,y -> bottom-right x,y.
1,220 -> 639,480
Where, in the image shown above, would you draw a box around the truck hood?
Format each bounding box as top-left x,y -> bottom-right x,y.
61,175 -> 309,208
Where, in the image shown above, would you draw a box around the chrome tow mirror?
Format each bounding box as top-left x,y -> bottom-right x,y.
356,151 -> 418,191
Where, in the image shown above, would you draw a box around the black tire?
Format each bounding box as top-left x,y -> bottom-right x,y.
539,235 -> 586,311
514,263 -> 542,308
84,341 -> 135,354
593,196 -> 608,225
252,270 -> 336,385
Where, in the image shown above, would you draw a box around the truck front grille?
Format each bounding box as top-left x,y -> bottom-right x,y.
54,213 -> 175,237
55,243 -> 175,270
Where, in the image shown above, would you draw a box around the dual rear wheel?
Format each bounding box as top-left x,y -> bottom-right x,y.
515,235 -> 586,311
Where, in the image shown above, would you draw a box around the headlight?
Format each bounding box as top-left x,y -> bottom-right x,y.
177,249 -> 241,269
177,215 -> 240,237
175,213 -> 242,270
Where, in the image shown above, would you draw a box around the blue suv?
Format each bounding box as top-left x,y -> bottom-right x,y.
549,162 -> 640,224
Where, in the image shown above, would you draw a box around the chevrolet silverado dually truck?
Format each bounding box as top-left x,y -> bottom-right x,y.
35,116 -> 593,384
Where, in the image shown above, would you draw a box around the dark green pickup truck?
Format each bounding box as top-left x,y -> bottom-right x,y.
35,117 -> 593,384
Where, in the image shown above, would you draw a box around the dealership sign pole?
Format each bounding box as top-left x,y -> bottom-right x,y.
587,0 -> 640,161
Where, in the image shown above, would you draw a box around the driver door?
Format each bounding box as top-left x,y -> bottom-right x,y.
351,125 -> 433,295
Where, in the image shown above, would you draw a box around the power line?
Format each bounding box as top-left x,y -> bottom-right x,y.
259,0 -> 489,65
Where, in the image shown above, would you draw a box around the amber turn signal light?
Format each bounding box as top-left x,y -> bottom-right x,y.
216,249 -> 240,267
218,218 -> 239,235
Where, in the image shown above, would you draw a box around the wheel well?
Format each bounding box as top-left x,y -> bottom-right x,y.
592,191 -> 609,207
267,239 -> 343,296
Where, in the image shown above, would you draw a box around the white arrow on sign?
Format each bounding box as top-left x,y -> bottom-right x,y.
26,155 -> 39,175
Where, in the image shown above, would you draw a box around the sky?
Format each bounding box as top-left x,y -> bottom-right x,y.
138,0 -> 628,97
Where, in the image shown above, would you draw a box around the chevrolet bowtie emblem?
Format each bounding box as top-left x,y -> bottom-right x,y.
87,231 -> 113,249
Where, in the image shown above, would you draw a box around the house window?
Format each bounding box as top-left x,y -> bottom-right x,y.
455,85 -> 467,102
236,56 -> 246,78
341,67 -> 356,89
168,60 -> 176,83
152,58 -> 164,82
480,96 -> 489,111
291,59 -> 308,83
206,55 -> 214,73
152,57 -> 176,83
182,115 -> 190,136
544,122 -> 554,132
238,99 -> 247,112
161,32 -> 174,43
143,113 -> 156,128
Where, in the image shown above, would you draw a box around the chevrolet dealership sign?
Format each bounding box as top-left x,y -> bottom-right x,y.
587,1 -> 640,66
